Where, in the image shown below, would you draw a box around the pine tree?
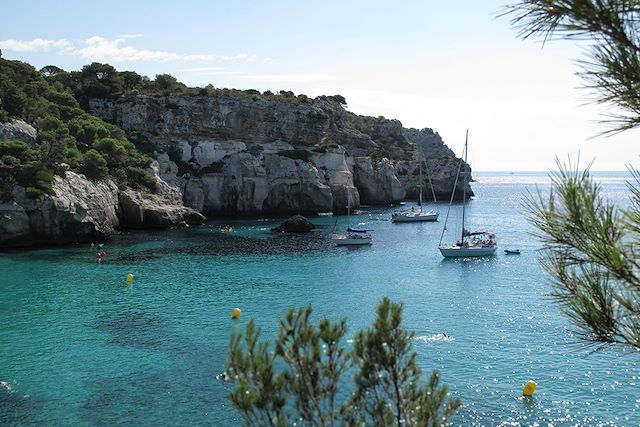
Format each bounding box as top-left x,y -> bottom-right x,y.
503,1 -> 640,349
226,298 -> 461,426
503,0 -> 640,134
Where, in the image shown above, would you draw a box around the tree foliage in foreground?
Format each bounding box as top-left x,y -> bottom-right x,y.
527,161 -> 640,349
503,0 -> 640,134
226,298 -> 461,426
505,1 -> 640,351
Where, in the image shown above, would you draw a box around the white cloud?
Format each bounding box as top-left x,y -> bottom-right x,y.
0,36 -> 253,64
62,36 -> 212,62
182,66 -> 229,73
117,34 -> 144,39
181,67 -> 246,77
0,38 -> 69,52
234,73 -> 336,83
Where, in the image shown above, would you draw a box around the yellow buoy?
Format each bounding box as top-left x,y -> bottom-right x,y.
522,380 -> 537,397
126,273 -> 134,284
231,308 -> 241,319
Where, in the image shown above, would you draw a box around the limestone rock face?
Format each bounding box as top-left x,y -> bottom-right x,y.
395,159 -> 473,201
353,157 -> 405,204
89,94 -> 473,213
429,159 -> 474,200
89,95 -> 338,150
185,139 -> 246,167
0,120 -> 37,144
0,168 -> 206,247
403,128 -> 455,159
0,202 -> 30,246
0,172 -> 120,247
182,152 -> 332,214
119,188 -> 206,228
310,146 -> 357,210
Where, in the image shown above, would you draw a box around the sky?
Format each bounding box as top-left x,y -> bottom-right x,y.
1,0 -> 638,171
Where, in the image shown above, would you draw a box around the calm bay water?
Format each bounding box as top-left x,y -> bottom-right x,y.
1,171 -> 639,426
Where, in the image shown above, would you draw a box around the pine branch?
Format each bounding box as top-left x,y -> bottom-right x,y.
501,0 -> 640,133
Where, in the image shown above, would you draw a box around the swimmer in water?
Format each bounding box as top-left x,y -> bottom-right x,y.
1,381 -> 12,392
217,370 -> 234,382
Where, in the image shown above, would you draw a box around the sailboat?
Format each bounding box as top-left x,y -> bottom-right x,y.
332,190 -> 372,246
438,130 -> 496,258
391,154 -> 439,223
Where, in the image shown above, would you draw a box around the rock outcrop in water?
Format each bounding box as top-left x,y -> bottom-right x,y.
89,94 -> 472,215
271,215 -> 315,233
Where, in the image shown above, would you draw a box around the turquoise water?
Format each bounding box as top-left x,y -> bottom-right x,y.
1,172 -> 639,426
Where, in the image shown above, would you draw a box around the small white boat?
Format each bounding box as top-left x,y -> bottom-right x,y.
332,192 -> 373,246
332,229 -> 373,246
391,209 -> 439,222
392,153 -> 439,223
504,249 -> 521,255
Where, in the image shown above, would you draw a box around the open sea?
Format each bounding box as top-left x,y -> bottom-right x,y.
1,171 -> 639,426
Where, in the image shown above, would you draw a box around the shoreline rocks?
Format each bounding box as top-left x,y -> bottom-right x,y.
0,171 -> 205,248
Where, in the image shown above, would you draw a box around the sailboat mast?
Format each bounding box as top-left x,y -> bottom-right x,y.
425,159 -> 438,208
461,130 -> 468,243
438,137 -> 465,247
418,156 -> 423,211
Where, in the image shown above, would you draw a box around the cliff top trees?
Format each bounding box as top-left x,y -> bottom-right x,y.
0,58 -> 155,196
504,1 -> 640,350
77,62 -> 124,103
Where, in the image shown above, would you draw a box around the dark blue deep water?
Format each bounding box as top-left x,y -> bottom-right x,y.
1,172 -> 639,426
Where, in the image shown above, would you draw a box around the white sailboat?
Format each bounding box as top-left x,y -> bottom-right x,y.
438,131 -> 496,258
391,154 -> 439,223
332,190 -> 372,246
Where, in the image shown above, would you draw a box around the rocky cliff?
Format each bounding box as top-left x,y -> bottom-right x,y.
1,94 -> 472,247
89,94 -> 471,214
0,170 -> 206,248
0,120 -> 205,248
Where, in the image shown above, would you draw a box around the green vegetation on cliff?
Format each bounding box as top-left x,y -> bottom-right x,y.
39,61 -> 417,162
0,59 -> 155,200
0,58 -> 433,201
38,62 -> 348,109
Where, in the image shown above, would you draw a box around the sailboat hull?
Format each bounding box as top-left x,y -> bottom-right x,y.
392,211 -> 439,222
332,234 -> 373,246
439,245 -> 497,258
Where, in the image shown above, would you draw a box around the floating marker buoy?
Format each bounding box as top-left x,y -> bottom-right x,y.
231,308 -> 241,319
522,380 -> 537,397
126,273 -> 134,284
